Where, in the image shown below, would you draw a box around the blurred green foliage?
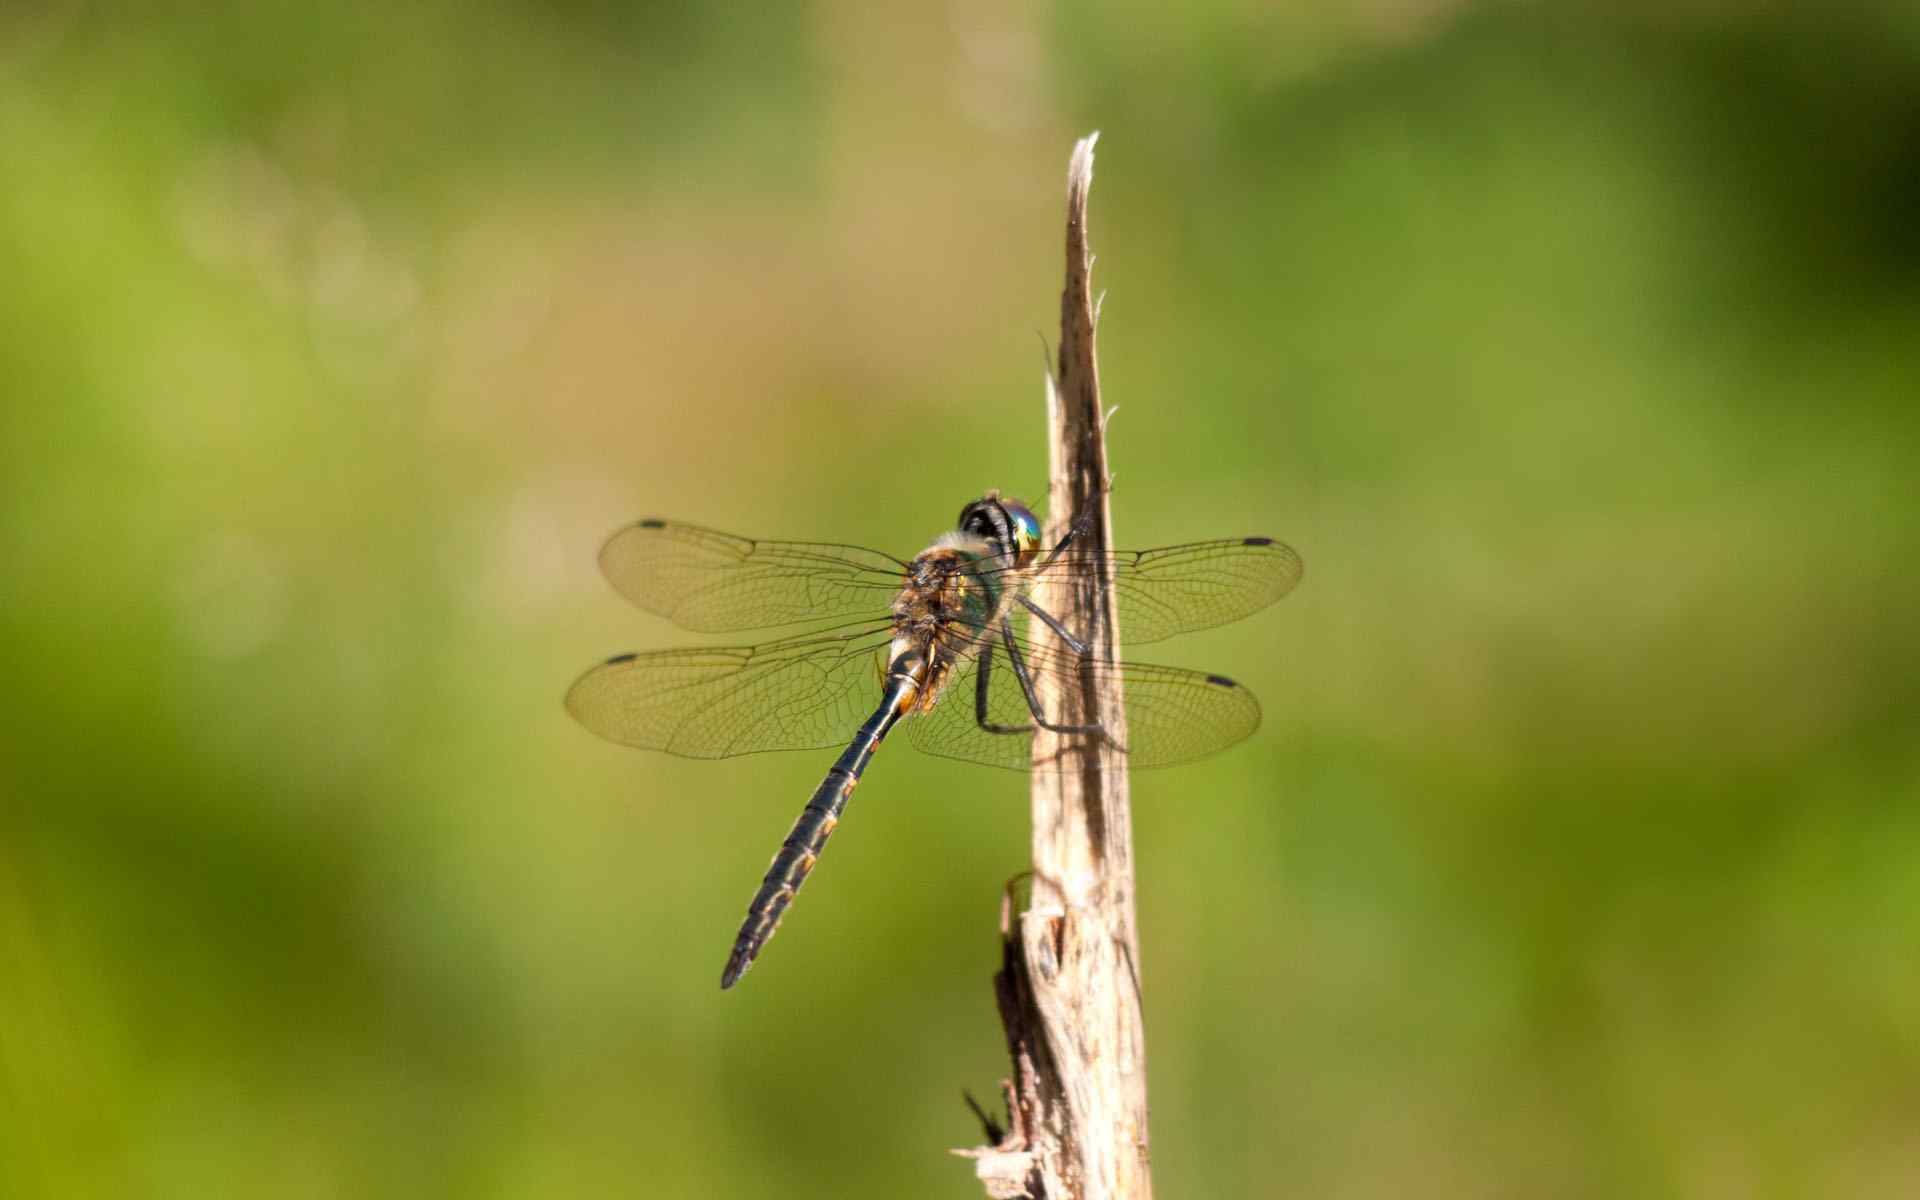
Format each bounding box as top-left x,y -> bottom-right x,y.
4,2 -> 1918,1196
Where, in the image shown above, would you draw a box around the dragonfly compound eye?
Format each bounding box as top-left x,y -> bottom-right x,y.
1001,499 -> 1041,556
956,496 -> 1011,545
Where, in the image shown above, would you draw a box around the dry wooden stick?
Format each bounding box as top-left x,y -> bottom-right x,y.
960,132 -> 1153,1200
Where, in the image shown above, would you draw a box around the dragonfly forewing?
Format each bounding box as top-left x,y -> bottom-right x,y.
981,537 -> 1304,645
598,520 -> 908,633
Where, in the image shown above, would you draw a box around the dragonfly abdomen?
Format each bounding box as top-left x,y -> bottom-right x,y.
719,667 -> 920,989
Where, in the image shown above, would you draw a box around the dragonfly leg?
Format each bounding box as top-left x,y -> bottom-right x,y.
974,644 -> 1037,735
1020,507 -> 1096,654
1034,507 -> 1096,571
999,621 -> 1103,735
1018,595 -> 1089,657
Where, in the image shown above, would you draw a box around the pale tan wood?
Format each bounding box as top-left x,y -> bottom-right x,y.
960,132 -> 1153,1200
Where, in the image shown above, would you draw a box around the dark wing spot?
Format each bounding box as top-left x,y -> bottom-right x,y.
1205,674 -> 1238,688
638,518 -> 666,529
604,652 -> 638,664
1242,536 -> 1273,546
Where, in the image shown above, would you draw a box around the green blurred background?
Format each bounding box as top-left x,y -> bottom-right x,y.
5,2 -> 1919,1196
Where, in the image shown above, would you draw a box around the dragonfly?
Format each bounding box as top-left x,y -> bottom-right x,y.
566,492 -> 1302,989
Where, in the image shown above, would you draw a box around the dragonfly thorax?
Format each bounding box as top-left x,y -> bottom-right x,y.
890,536 -> 1013,714
893,539 -> 1007,644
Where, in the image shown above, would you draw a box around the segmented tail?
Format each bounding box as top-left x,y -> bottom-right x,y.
720,675 -> 915,989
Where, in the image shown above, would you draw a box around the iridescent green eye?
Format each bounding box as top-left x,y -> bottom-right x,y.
1006,501 -> 1041,552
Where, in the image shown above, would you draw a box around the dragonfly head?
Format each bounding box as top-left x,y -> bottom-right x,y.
958,492 -> 1042,566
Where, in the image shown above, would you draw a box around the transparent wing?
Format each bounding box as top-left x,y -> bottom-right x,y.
985,537 -> 1304,645
903,638 -> 1262,772
597,520 -> 907,633
566,625 -> 895,758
